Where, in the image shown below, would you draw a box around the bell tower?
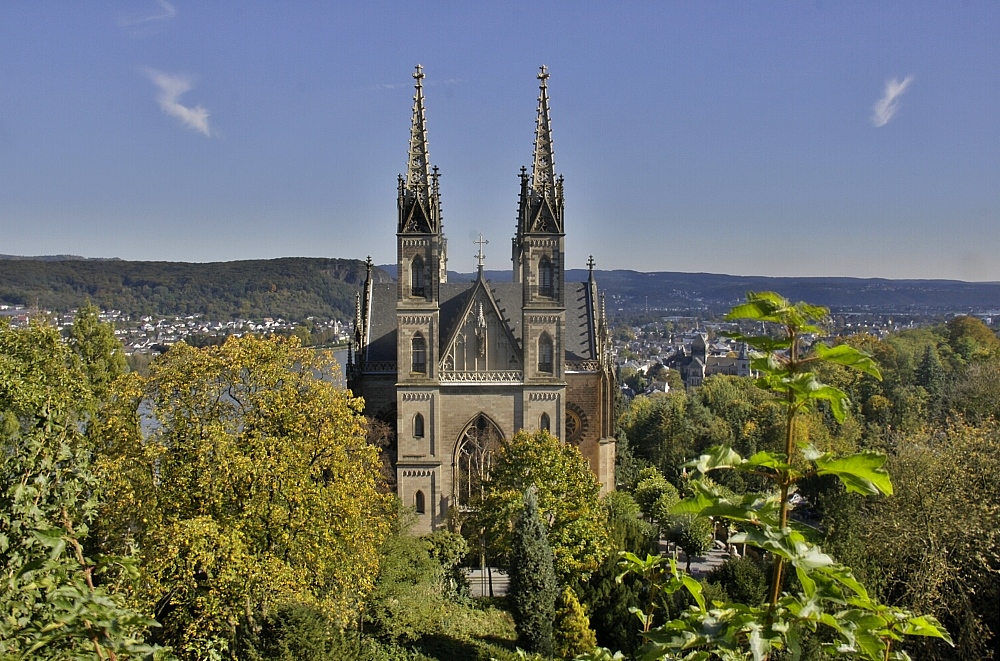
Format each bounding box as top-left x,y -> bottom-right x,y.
515,65 -> 566,384
397,64 -> 445,383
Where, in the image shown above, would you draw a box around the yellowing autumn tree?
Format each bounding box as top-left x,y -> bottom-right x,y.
91,335 -> 394,657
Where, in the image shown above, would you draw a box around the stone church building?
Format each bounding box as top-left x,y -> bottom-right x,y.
348,66 -> 616,533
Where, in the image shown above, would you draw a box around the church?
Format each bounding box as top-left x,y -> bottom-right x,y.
348,65 -> 616,533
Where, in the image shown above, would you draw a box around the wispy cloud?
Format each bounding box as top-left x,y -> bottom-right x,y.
871,75 -> 914,127
143,68 -> 211,136
119,0 -> 176,27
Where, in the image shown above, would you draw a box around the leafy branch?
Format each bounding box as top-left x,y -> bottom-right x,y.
582,292 -> 952,661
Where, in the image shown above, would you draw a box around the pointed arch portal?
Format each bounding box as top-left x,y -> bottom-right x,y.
454,414 -> 503,509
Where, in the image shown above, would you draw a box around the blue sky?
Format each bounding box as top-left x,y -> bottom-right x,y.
1,2 -> 997,280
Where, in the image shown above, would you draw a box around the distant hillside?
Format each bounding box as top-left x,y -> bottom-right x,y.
381,265 -> 1000,314
6,257 -> 997,322
0,257 -> 391,321
573,270 -> 1000,313
0,254 -> 121,262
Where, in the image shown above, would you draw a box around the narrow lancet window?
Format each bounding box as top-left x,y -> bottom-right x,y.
412,333 -> 427,374
538,333 -> 554,374
414,413 -> 425,438
415,490 -> 425,514
411,255 -> 425,298
540,412 -> 551,432
539,256 -> 554,297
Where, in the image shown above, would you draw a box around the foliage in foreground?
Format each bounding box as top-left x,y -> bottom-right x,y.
0,320 -> 162,659
91,335 -> 395,655
587,292 -> 952,661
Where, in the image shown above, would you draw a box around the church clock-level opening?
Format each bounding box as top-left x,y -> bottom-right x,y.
348,65 -> 617,533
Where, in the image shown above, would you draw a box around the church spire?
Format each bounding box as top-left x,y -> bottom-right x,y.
398,64 -> 441,234
517,65 -> 564,239
532,65 -> 556,194
407,64 -> 432,196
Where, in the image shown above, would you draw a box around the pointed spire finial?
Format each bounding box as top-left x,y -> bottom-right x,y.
587,255 -> 595,271
531,65 -> 556,193
406,64 -> 432,193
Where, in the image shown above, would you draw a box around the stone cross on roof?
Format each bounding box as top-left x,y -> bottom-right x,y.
475,234 -> 489,271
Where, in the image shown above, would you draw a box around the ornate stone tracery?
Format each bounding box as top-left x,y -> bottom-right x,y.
453,414 -> 503,509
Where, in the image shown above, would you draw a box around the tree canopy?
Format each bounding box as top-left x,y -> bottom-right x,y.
0,320 -> 157,659
91,335 -> 394,654
477,429 -> 612,582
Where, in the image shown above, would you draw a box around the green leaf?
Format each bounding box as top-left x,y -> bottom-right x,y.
670,492 -> 716,517
681,575 -> 706,612
813,343 -> 883,380
688,446 -> 745,475
808,383 -> 851,423
741,451 -> 793,473
815,451 -> 893,496
721,332 -> 791,353
901,615 -> 953,643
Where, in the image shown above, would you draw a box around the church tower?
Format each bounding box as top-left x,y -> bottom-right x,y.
397,64 -> 445,384
515,66 -> 566,387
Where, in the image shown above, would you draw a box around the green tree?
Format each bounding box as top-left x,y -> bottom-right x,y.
915,344 -> 945,395
574,492 -> 655,655
665,514 -> 713,573
553,586 -> 597,659
92,335 -> 394,656
364,513 -> 452,644
67,301 -> 127,405
945,315 -> 1000,364
422,530 -> 470,600
0,320 -> 159,659
478,430 -> 611,582
834,423 -> 1000,659
707,556 -> 768,605
508,488 -> 557,657
632,466 -> 675,516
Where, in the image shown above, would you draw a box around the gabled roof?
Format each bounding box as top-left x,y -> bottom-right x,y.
439,275 -> 523,366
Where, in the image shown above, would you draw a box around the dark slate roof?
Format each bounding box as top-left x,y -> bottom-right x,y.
363,280 -> 595,364
565,282 -> 595,361
364,283 -> 398,363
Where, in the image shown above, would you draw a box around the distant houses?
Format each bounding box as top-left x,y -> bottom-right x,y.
666,332 -> 751,388
1,304 -> 351,355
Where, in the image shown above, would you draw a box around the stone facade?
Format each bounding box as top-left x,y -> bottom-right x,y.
349,66 -> 616,533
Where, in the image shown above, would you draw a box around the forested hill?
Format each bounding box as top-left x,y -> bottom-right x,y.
433,267 -> 1000,314
0,257 -> 392,321
6,255 -> 999,321
570,270 -> 1000,313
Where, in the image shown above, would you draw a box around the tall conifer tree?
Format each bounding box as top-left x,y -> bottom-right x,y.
508,488 -> 557,656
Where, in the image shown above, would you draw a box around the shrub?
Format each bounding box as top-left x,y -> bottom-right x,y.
707,556 -> 767,605
553,586 -> 597,659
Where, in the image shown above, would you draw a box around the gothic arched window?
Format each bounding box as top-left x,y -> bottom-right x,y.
411,255 -> 425,298
415,490 -> 426,514
455,414 -> 503,509
539,256 -> 554,298
540,412 -> 551,432
411,333 -> 427,374
538,332 -> 554,374
413,413 -> 425,438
